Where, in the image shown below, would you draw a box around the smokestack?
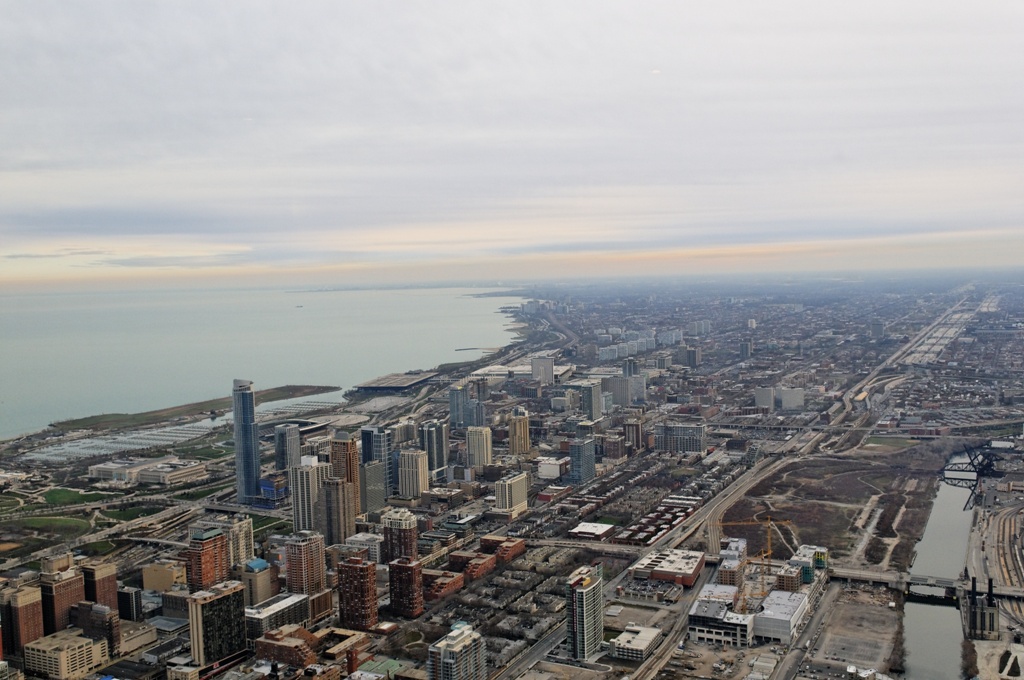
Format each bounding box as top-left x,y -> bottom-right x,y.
971,576 -> 978,604
988,577 -> 996,606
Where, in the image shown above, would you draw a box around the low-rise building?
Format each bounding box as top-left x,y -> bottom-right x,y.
24,629 -> 110,680
629,549 -> 705,587
609,625 -> 661,661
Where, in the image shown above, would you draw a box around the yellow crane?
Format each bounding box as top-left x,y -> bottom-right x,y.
717,515 -> 794,612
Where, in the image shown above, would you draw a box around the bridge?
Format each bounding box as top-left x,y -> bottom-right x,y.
831,567 -> 1024,601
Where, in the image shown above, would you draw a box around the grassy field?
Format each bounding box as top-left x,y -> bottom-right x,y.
78,540 -> 118,556
865,437 -> 918,449
103,506 -> 162,521
8,516 -> 91,537
43,488 -> 117,505
52,384 -> 339,432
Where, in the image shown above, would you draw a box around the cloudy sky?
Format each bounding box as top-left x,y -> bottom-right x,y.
2,1 -> 1022,290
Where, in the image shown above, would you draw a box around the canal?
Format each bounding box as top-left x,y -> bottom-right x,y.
904,480 -> 974,679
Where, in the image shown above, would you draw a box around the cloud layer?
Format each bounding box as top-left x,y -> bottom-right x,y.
2,1 -> 1022,288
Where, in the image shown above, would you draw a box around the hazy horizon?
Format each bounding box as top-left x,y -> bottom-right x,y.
3,2 -> 1022,290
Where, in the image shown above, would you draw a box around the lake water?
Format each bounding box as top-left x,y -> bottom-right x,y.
0,286 -> 522,440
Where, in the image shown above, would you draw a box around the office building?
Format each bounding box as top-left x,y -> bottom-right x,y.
531,356 -> 555,385
244,593 -> 310,644
508,407 -> 531,455
116,586 -> 144,622
465,427 -> 492,469
685,347 -> 702,368
448,384 -> 468,429
187,581 -> 246,667
426,623 -> 486,680
289,456 -> 331,532
181,527 -> 230,593
382,508 -> 418,563
23,629 -> 109,680
567,438 -> 596,487
739,340 -> 753,360
233,557 -> 277,607
624,419 -> 643,452
329,432 -> 361,509
345,533 -> 385,564
233,379 -> 260,505
565,565 -> 604,661
274,423 -> 302,471
0,584 -> 44,656
337,558 -> 377,631
566,382 -> 602,421
40,554 -> 85,636
753,387 -> 775,411
360,426 -> 391,465
191,515 -> 255,568
316,478 -> 358,545
77,601 -> 120,657
398,449 -> 430,498
81,563 -> 118,610
285,531 -> 332,623
495,472 -> 529,518
654,421 -> 707,454
359,460 -> 388,513
419,420 -> 449,481
778,387 -> 805,411
389,558 -> 424,619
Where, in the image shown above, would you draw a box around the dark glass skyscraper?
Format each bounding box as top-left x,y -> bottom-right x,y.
233,379 -> 260,505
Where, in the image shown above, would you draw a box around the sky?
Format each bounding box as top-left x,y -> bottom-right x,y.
2,1 -> 1023,291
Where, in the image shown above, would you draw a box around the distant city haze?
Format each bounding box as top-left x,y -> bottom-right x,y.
2,2 -> 1023,290
0,287 -> 520,439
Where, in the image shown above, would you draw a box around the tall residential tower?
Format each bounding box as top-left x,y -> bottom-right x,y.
233,379 -> 260,505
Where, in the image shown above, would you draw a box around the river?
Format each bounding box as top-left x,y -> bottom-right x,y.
904,480 -> 974,679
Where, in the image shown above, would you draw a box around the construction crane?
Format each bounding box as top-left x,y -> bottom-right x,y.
717,515 -> 794,612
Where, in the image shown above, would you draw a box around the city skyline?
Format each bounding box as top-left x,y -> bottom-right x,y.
3,2 -> 1022,291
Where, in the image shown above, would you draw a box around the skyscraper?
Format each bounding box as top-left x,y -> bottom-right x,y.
508,407 -> 530,456
316,477 -> 358,545
381,508 -> 419,563
398,449 -> 429,498
285,531 -> 332,623
82,563 -> 118,610
0,584 -> 44,656
39,554 -> 85,635
426,623 -> 487,680
187,581 -> 246,667
359,460 -> 387,514
181,527 -> 230,593
465,427 -> 492,469
495,472 -> 529,518
448,384 -> 468,429
329,431 -> 361,509
337,558 -> 377,631
361,425 -> 393,490
565,565 -> 603,661
274,423 -> 301,471
388,557 -> 424,619
418,420 -> 449,481
289,455 -> 331,532
191,515 -> 255,569
233,379 -> 260,505
567,438 -> 596,487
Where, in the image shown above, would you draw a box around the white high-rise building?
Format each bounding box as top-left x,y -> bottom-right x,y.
495,471 -> 529,518
289,456 -> 330,532
427,623 -> 487,680
466,427 -> 492,469
565,565 -> 604,661
398,449 -> 430,498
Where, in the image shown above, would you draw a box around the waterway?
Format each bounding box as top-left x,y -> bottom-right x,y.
903,480 -> 974,679
0,286 -> 523,440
